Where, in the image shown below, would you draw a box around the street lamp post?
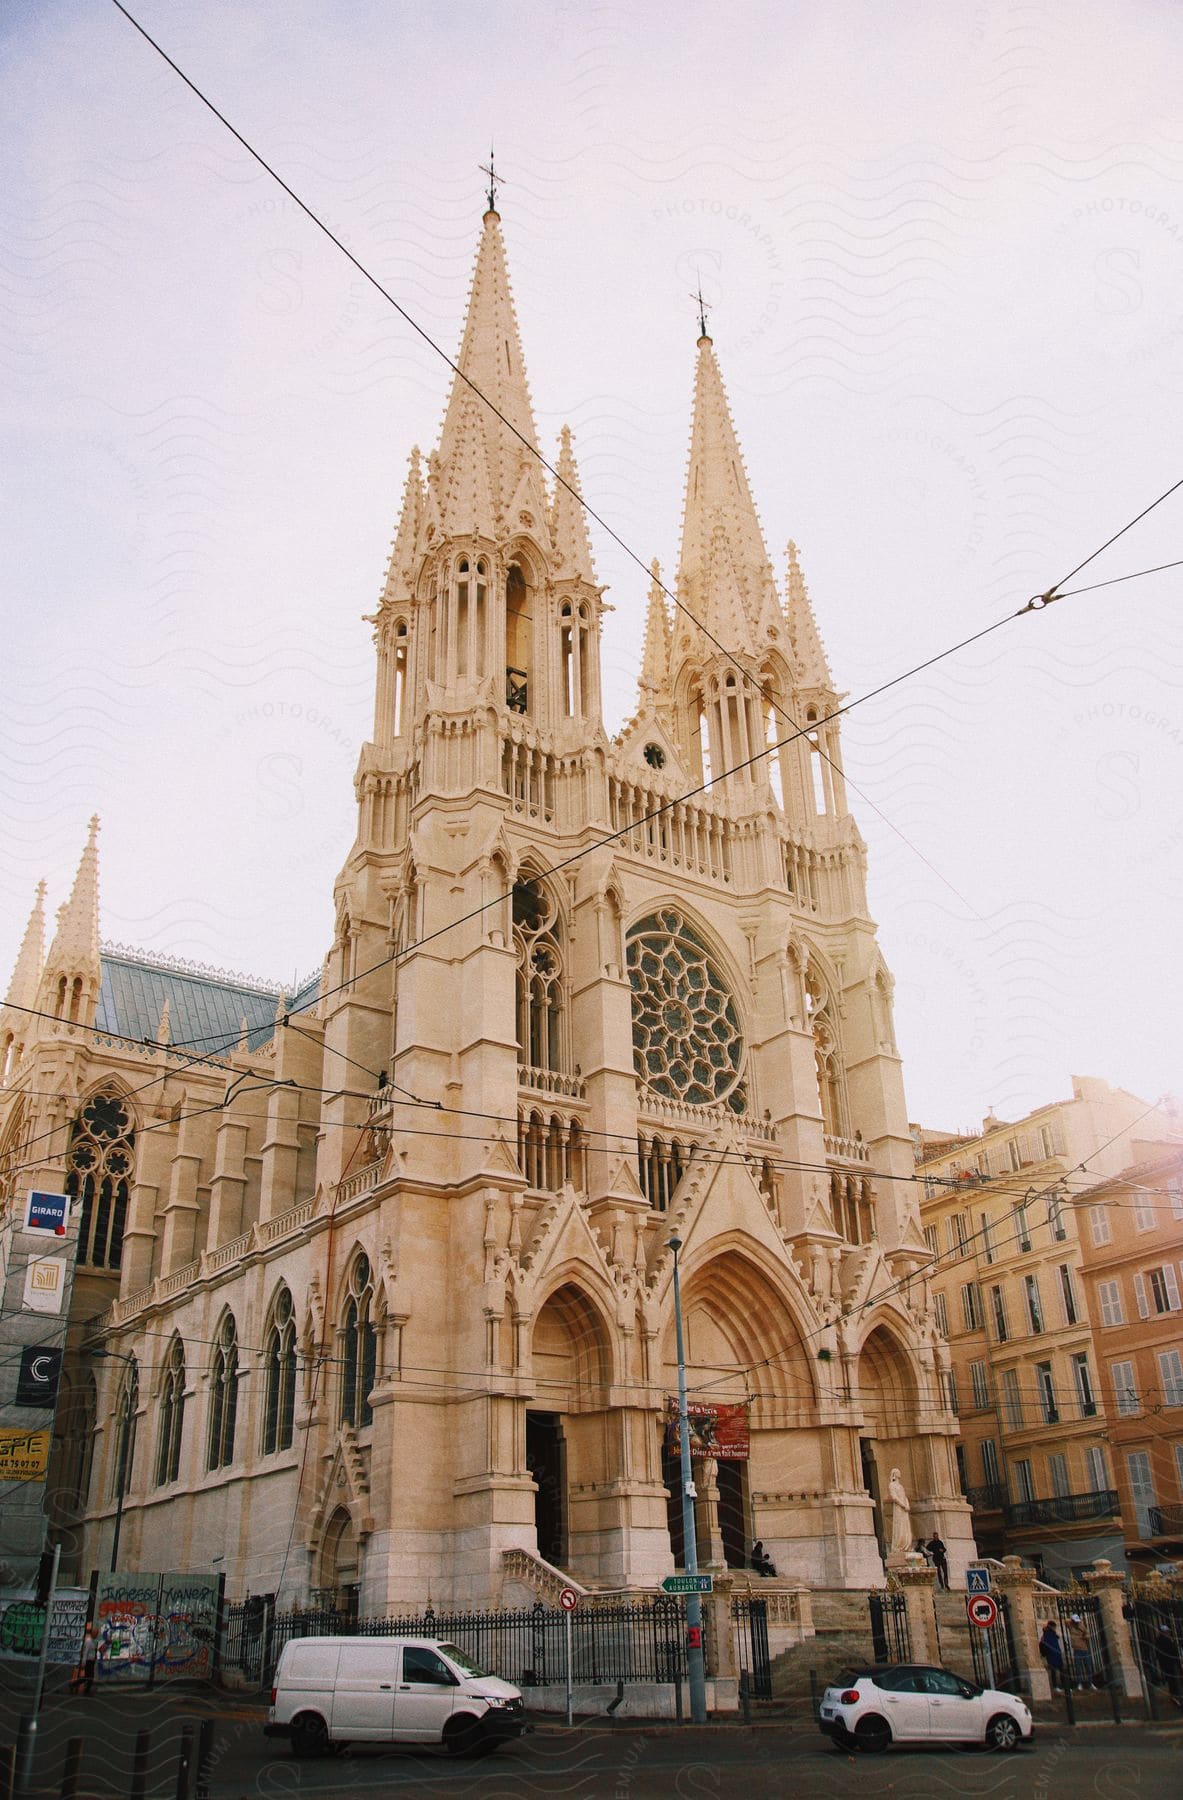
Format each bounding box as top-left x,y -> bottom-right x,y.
92,1348 -> 135,1572
667,1236 -> 708,1724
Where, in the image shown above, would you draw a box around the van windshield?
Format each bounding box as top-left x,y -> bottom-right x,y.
437,1643 -> 490,1679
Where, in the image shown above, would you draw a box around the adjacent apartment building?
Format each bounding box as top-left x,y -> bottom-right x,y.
1076,1151 -> 1183,1565
916,1079 -> 1180,1581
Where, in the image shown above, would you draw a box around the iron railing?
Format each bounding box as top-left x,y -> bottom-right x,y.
1148,1504 -> 1183,1537
1006,1489 -> 1118,1528
221,1597 -> 690,1690
731,1595 -> 772,1699
968,1592 -> 1018,1691
868,1591 -> 911,1663
1054,1592 -> 1111,1688
964,1484 -> 1008,1511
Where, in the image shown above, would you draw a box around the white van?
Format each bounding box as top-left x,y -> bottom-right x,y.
264,1635 -> 526,1757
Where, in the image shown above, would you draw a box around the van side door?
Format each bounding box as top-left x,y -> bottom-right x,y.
331,1643 -> 399,1741
393,1645 -> 459,1741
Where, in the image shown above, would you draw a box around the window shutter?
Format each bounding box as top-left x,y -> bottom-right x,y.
1165,1263 -> 1181,1311
1133,1272 -> 1150,1319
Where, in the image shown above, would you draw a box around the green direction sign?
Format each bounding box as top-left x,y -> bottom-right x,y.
660,1574 -> 713,1594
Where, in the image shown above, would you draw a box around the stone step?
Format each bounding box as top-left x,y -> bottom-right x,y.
769,1630 -> 877,1698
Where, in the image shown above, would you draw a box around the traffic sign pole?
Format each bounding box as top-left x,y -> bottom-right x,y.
667,1236 -> 707,1725
564,1605 -> 572,1727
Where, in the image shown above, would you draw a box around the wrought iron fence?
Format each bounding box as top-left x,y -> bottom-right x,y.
868,1591 -> 910,1663
967,1593 -> 1018,1690
731,1595 -> 772,1698
1125,1592 -> 1183,1701
1055,1592 -> 1111,1688
220,1596 -> 690,1690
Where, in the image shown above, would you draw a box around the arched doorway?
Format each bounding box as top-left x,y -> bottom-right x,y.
856,1323 -> 920,1559
528,1283 -> 611,1576
660,1250 -> 815,1572
319,1506 -> 360,1618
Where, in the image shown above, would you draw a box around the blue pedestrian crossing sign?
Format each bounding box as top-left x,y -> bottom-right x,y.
966,1567 -> 991,1594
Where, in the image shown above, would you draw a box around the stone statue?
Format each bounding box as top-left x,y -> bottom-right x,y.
888,1467 -> 912,1555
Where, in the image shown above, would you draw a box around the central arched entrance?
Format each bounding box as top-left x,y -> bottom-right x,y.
856,1322 -> 921,1559
660,1249 -> 816,1573
527,1282 -> 611,1577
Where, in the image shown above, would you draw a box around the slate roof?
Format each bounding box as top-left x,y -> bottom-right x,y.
97,950 -> 321,1057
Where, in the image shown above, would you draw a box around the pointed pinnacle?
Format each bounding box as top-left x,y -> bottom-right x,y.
639,559 -> 672,697
46,816 -> 101,976
548,425 -> 596,583
3,880 -> 47,1012
784,539 -> 833,689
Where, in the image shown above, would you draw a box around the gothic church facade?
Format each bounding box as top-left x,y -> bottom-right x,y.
0,208 -> 973,1607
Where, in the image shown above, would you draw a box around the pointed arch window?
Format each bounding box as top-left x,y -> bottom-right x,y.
340,1254 -> 377,1430
263,1287 -> 297,1455
560,600 -> 592,718
56,1372 -> 99,1515
513,879 -> 565,1073
207,1314 -> 239,1471
155,1337 -> 186,1487
506,562 -> 530,711
108,1360 -> 138,1503
392,620 -> 409,736
66,1090 -> 134,1269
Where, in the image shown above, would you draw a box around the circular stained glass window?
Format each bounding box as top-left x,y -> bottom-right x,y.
626,909 -> 745,1109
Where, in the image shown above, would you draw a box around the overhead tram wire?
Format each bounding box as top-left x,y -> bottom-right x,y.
104,0 -> 1153,951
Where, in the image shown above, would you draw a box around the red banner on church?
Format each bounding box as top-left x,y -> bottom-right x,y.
664,1400 -> 750,1461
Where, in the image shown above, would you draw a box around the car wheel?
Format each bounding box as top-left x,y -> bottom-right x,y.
443,1714 -> 485,1757
853,1716 -> 891,1754
291,1712 -> 329,1758
985,1712 -> 1021,1752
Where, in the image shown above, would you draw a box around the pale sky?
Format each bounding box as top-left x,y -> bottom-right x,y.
2,0 -> 1181,1131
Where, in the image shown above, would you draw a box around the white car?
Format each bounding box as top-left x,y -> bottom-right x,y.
818,1663 -> 1033,1753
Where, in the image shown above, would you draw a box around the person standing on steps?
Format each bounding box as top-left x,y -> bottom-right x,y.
1038,1618 -> 1064,1692
925,1535 -> 949,1590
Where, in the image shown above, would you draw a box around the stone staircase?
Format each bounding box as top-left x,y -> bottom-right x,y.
768,1590 -> 876,1699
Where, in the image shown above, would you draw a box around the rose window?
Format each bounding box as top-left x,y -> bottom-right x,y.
626,909 -> 746,1110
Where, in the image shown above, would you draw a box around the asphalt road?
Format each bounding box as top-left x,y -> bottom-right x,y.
3,1693 -> 1181,1800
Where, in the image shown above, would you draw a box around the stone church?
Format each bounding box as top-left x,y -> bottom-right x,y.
0,206 -> 973,1609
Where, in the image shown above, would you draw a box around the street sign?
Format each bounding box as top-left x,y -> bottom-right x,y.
966,1567 -> 991,1595
660,1574 -> 713,1595
967,1594 -> 999,1630
558,1587 -> 579,1612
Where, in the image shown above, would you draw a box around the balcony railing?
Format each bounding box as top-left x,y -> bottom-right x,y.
964,1483 -> 1008,1512
1005,1489 -> 1119,1528
1148,1504 -> 1183,1537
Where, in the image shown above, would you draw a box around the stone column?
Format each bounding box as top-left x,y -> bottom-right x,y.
894,1555 -> 940,1663
703,1573 -> 736,1681
994,1555 -> 1050,1700
1082,1557 -> 1140,1698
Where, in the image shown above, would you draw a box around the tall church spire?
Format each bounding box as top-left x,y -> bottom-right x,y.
43,817 -> 101,989
676,335 -> 781,656
548,426 -> 597,584
784,540 -> 833,691
3,881 -> 46,1014
382,446 -> 425,601
431,209 -> 547,542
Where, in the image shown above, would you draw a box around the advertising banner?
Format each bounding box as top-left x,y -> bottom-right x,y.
664,1399 -> 750,1460
94,1571 -> 222,1683
21,1256 -> 67,1315
24,1192 -> 69,1235
15,1346 -> 63,1408
0,1427 -> 52,1480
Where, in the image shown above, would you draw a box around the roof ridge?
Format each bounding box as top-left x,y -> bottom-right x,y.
100,940 -> 290,997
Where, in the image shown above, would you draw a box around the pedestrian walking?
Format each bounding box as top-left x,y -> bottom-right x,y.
1038,1618 -> 1064,1692
70,1624 -> 99,1695
925,1535 -> 950,1590
1066,1614 -> 1092,1688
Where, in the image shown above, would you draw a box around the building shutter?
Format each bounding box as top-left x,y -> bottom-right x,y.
1133,1271 -> 1150,1319
1164,1263 -> 1181,1311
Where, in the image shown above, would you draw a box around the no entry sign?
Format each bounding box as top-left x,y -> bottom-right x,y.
967,1593 -> 999,1630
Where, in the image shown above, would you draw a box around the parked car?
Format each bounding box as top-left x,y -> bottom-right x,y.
264,1635 -> 527,1756
818,1663 -> 1033,1752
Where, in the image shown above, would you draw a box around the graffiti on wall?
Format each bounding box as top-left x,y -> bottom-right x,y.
93,1571 -> 222,1682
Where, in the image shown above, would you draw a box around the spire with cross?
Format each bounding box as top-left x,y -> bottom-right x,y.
690,279 -> 712,341
479,146 -> 503,215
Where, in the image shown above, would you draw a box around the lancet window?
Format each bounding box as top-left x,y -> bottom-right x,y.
108,1359 -> 137,1503
340,1253 -> 377,1430
263,1287 -> 297,1455
506,562 -> 530,711
391,620 -> 409,736
517,1109 -> 586,1191
56,1372 -> 98,1515
207,1313 -> 240,1471
65,1090 -> 134,1270
560,600 -> 592,718
513,879 -> 565,1073
636,1134 -> 692,1211
155,1337 -> 186,1487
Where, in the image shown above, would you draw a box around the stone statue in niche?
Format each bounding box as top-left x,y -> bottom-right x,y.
888,1467 -> 912,1555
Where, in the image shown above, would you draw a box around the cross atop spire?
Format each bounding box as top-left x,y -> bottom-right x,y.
690,280 -> 712,342
479,145 -> 503,216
